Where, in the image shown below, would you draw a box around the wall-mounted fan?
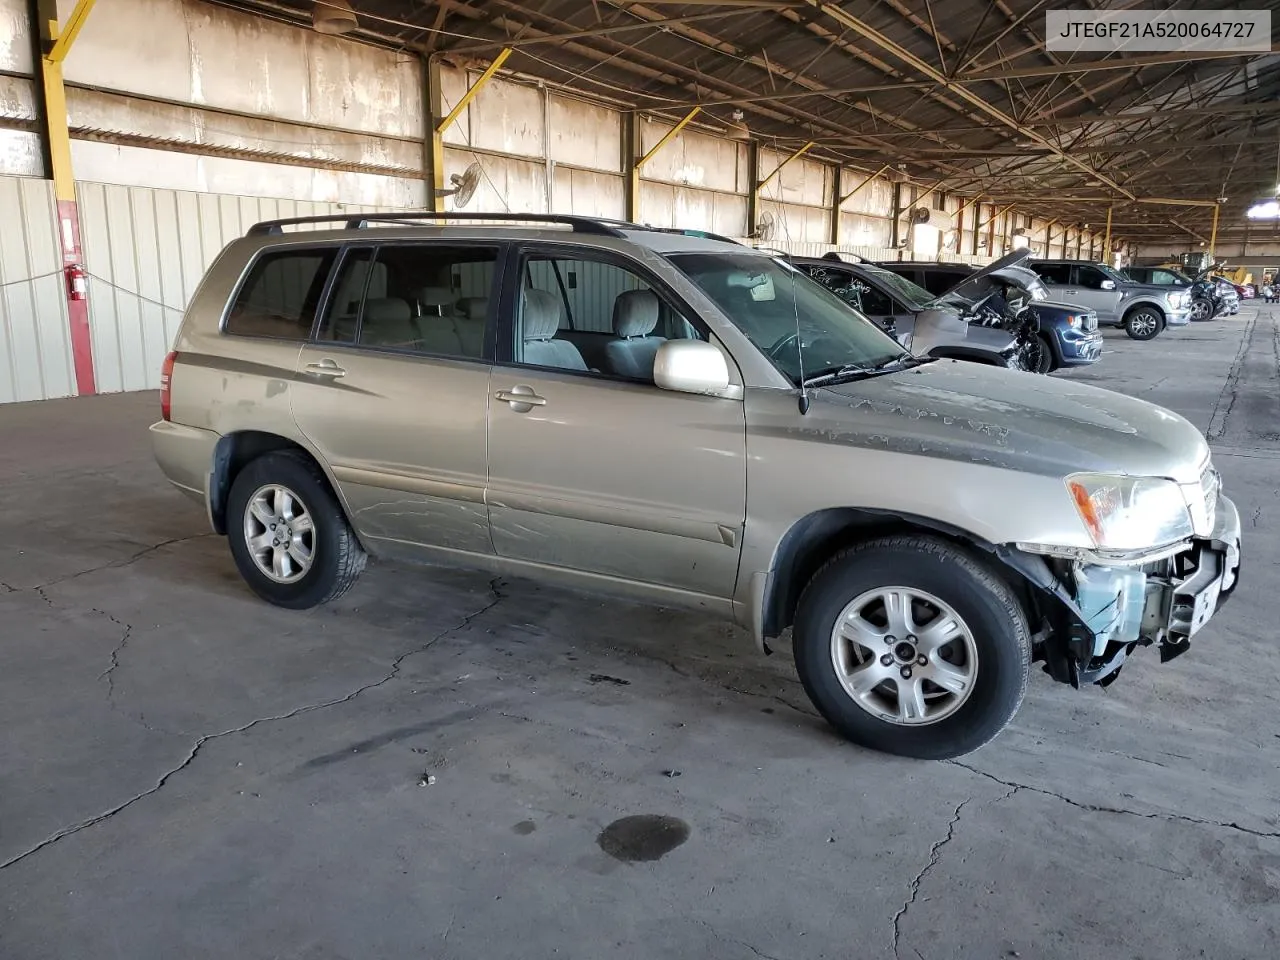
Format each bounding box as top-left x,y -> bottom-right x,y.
439,162 -> 482,207
754,209 -> 777,242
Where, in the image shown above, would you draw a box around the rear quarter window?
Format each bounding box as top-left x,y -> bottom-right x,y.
225,248 -> 338,340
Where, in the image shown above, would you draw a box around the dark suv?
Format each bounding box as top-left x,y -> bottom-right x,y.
878,260 -> 1103,373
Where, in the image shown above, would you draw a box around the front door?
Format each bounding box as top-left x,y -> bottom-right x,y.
485,244 -> 747,604
290,241 -> 502,557
1069,264 -> 1126,322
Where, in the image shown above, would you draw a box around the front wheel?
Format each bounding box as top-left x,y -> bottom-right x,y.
1030,334 -> 1056,374
1123,308 -> 1162,341
793,536 -> 1031,760
226,450 -> 367,609
1190,297 -> 1214,322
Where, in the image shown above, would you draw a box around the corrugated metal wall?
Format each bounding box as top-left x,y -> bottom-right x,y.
0,177 -> 75,403
76,181 -> 404,393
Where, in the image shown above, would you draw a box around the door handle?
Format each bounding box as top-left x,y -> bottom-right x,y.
305,359 -> 347,379
495,386 -> 547,409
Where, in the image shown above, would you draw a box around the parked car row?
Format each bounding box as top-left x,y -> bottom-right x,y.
1122,265 -> 1239,321
152,212 -> 1243,763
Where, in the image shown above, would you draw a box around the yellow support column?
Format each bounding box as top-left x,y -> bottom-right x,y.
1209,204 -> 1220,258
428,48 -> 511,214
34,0 -> 97,395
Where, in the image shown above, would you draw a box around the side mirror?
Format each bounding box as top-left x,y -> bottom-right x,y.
654,340 -> 734,397
1100,279 -> 1116,290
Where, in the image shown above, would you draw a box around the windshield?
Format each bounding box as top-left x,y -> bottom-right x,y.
857,265 -> 934,309
1098,263 -> 1129,284
670,253 -> 908,385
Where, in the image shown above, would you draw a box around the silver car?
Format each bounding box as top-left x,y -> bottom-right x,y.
151,213 -> 1242,760
1030,259 -> 1192,341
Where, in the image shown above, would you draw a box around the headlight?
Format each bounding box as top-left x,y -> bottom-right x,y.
1066,473 -> 1194,551
1066,314 -> 1082,329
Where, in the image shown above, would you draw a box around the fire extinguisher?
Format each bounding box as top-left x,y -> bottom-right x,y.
65,263 -> 87,301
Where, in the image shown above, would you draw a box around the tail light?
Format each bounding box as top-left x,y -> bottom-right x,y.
160,351 -> 178,421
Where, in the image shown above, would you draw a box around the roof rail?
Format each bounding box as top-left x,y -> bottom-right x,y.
244,211 -> 632,238
647,227 -> 744,246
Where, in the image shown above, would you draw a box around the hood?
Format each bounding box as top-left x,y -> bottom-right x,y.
1038,299 -> 1092,316
939,249 -> 1033,300
811,360 -> 1208,481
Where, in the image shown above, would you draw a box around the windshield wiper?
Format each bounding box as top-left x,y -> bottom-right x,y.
801,355 -> 932,388
801,363 -> 874,388
871,355 -> 936,372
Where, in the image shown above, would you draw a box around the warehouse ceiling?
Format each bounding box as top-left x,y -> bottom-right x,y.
220,0 -> 1280,245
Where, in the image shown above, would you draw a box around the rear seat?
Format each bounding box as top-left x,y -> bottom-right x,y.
453,297 -> 488,356
360,298 -> 420,350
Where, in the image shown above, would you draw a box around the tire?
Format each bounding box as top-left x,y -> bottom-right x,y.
226,450 -> 367,609
1031,334 -> 1056,374
792,535 -> 1031,760
1189,297 -> 1214,322
1123,307 -> 1162,341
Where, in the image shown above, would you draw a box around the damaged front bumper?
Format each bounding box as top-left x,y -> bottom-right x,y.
1003,496 -> 1242,687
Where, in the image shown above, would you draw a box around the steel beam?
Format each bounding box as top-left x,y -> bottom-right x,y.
45,0 -> 95,64
425,56 -> 446,214
32,0 -> 95,395
809,3 -> 1137,200
1210,204 -> 1220,255
438,48 -> 512,134
1103,206 -> 1112,254
839,163 -> 890,204
637,107 -> 700,169
963,48 -> 1276,82
758,141 -> 813,189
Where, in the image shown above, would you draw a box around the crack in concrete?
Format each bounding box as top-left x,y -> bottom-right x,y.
29,533 -> 218,593
0,578 -> 506,873
891,787 -> 1018,960
947,761 -> 1280,840
94,608 -> 134,702
891,797 -> 966,959
654,655 -> 815,718
1205,310 -> 1257,442
693,917 -> 790,960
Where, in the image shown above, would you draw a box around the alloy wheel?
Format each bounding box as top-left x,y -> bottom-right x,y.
243,483 -> 315,583
829,587 -> 979,725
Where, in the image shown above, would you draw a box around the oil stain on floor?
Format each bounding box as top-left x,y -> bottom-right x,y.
597,815 -> 690,862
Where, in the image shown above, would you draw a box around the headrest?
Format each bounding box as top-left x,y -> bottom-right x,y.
613,289 -> 660,338
457,297 -> 489,320
418,286 -> 454,315
363,298 -> 411,323
522,289 -> 564,341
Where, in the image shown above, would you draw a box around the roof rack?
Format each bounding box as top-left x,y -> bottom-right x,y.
647,227 -> 744,246
244,211 -> 632,238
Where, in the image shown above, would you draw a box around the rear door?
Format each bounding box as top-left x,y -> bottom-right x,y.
290,241 -> 502,557
485,243 -> 747,604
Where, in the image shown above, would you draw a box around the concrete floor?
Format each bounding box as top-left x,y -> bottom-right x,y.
2,306 -> 1278,960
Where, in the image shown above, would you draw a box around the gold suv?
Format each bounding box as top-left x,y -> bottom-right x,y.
152,213 -> 1241,759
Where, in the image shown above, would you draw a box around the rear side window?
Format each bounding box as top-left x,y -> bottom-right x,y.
225,249 -> 337,340
1034,263 -> 1072,285
317,244 -> 499,358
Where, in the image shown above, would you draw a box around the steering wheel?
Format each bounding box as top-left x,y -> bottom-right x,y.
766,331 -> 800,360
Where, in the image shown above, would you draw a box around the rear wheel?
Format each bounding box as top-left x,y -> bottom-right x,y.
1123,307 -> 1162,341
792,536 -> 1031,760
227,451 -> 366,609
